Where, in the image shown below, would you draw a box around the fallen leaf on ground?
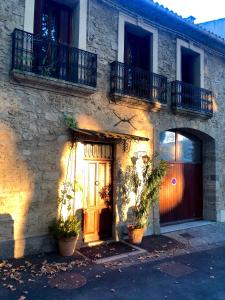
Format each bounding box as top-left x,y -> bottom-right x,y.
7,284 -> 16,291
25,261 -> 32,267
0,261 -> 7,268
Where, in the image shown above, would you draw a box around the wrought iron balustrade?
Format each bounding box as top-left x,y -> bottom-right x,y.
110,61 -> 167,104
171,80 -> 213,117
12,28 -> 97,87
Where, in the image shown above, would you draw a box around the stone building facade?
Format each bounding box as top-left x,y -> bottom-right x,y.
0,0 -> 225,258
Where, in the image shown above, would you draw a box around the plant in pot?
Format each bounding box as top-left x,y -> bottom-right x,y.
121,155 -> 167,245
49,182 -> 80,256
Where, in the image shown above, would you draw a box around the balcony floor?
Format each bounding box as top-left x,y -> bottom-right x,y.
11,69 -> 97,96
111,92 -> 167,112
172,105 -> 213,119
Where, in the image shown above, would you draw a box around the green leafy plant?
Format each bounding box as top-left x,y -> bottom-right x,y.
57,182 -> 74,213
121,156 -> 167,229
49,182 -> 80,239
64,115 -> 78,129
49,215 -> 80,239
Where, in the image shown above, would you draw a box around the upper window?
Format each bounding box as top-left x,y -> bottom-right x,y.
160,131 -> 202,163
124,24 -> 153,72
118,13 -> 158,73
24,0 -> 87,50
181,47 -> 200,87
34,0 -> 73,44
177,39 -> 204,88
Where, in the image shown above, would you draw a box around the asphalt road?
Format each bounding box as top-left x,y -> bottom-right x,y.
1,246 -> 225,300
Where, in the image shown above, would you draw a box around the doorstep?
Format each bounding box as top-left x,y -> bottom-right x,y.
76,235 -> 186,265
76,240 -> 146,264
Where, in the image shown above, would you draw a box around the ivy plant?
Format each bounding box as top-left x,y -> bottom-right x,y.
64,115 -> 78,129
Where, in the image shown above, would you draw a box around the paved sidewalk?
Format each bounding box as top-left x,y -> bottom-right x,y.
165,222 -> 225,251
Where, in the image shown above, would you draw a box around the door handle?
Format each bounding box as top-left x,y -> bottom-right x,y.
95,181 -> 99,186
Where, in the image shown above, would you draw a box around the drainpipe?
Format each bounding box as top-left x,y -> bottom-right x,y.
152,126 -> 160,235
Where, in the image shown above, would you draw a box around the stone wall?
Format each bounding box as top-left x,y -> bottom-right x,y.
0,0 -> 225,258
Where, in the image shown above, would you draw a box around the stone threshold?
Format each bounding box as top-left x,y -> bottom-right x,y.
76,239 -> 146,264
161,220 -> 214,234
93,248 -> 147,264
10,69 -> 97,97
92,240 -> 146,264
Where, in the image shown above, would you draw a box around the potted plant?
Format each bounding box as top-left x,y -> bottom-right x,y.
49,182 -> 80,256
121,156 -> 167,245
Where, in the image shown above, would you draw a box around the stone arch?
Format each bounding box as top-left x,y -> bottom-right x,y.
154,127 -> 217,231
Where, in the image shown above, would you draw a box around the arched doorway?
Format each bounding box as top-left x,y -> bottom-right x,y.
159,130 -> 203,224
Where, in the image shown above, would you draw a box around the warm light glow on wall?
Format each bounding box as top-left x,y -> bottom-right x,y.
58,142 -> 85,220
76,115 -> 102,131
213,97 -> 218,113
59,142 -> 75,220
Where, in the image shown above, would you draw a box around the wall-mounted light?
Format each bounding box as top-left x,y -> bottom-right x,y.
134,151 -> 147,159
142,155 -> 149,164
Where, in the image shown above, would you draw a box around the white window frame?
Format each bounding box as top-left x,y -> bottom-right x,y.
118,12 -> 158,73
24,0 -> 35,33
176,38 -> 204,88
23,0 -> 87,50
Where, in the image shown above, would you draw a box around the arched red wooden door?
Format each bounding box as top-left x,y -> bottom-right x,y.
159,131 -> 203,224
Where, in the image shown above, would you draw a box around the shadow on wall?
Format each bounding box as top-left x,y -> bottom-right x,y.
22,128 -> 67,257
0,120 -> 74,258
0,214 -> 14,258
0,122 -> 61,259
0,124 -> 34,258
115,156 -> 143,239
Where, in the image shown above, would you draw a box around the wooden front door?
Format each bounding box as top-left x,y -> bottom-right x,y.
83,144 -> 113,242
159,131 -> 203,224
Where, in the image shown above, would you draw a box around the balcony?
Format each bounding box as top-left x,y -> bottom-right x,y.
11,29 -> 97,94
171,81 -> 213,119
110,61 -> 167,110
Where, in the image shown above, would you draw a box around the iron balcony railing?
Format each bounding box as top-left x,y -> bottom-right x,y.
171,80 -> 213,117
110,61 -> 167,104
12,28 -> 97,88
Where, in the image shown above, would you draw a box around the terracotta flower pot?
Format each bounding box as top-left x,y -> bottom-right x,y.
58,236 -> 77,256
128,226 -> 144,245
